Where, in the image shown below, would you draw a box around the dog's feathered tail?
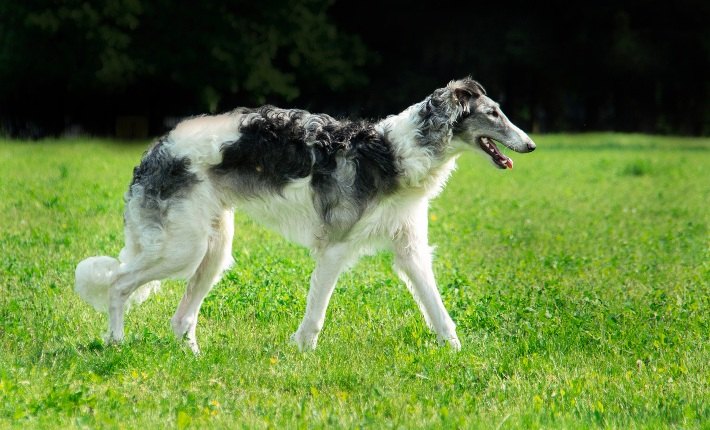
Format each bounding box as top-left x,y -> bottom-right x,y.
75,255 -> 160,313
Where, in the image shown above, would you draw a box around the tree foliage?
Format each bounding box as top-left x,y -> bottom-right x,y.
0,0 -> 369,135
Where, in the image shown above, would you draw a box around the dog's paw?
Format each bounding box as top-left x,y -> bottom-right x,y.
290,330 -> 319,352
176,332 -> 201,355
103,330 -> 124,346
438,336 -> 462,352
185,339 -> 201,356
447,337 -> 462,351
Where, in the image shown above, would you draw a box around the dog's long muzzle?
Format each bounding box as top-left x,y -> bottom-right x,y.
524,139 -> 536,152
478,127 -> 535,170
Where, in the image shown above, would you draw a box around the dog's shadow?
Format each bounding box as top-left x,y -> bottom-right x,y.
42,334 -> 194,378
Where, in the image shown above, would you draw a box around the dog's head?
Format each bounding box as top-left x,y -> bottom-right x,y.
448,78 -> 535,169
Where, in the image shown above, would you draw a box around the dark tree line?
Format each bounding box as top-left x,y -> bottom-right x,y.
0,0 -> 708,138
0,0 -> 369,137
331,0 -> 709,135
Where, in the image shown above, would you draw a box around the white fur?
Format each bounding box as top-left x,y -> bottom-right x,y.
236,177 -> 322,248
169,112 -> 242,167
75,256 -> 160,312
377,103 -> 438,188
75,256 -> 119,312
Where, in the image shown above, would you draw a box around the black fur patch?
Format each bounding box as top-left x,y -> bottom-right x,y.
128,137 -> 199,202
310,120 -> 400,226
211,108 -> 313,196
211,106 -> 400,233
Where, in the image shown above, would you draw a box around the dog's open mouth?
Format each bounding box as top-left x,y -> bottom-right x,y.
478,137 -> 514,169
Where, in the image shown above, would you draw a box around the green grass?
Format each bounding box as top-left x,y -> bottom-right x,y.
1,134 -> 708,429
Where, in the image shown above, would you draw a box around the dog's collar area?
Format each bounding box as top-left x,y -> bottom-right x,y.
478,137 -> 514,169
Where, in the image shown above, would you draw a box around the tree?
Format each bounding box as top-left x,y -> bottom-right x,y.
0,0 -> 370,136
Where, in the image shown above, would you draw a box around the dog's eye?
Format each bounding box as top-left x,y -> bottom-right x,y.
488,110 -> 499,118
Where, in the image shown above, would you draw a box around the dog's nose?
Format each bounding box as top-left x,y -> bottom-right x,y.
526,140 -> 536,152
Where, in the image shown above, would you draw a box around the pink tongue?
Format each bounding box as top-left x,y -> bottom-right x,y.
503,157 -> 514,169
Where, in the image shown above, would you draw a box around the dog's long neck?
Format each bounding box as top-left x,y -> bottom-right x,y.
377,101 -> 459,197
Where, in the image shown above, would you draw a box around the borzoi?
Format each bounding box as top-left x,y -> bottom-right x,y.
75,77 -> 536,353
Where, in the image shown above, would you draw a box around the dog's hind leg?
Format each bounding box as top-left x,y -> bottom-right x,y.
291,242 -> 356,351
171,209 -> 235,354
393,220 -> 461,351
106,261 -> 166,344
106,207 -> 213,345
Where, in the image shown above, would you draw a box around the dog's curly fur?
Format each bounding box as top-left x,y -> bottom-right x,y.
75,77 -> 535,353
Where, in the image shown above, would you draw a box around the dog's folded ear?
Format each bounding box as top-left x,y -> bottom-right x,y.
449,78 -> 486,115
453,88 -> 474,115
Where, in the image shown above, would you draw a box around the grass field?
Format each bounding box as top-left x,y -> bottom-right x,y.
1,134 -> 708,428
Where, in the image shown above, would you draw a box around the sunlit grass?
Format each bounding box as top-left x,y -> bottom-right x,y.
1,134 -> 708,428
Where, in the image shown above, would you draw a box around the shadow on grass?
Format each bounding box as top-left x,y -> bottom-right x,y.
35,333 -> 183,378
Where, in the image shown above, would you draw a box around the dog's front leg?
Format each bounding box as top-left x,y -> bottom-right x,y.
393,230 -> 461,351
291,243 -> 355,351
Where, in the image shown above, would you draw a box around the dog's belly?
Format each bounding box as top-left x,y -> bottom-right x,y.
232,175 -> 431,254
234,177 -> 321,247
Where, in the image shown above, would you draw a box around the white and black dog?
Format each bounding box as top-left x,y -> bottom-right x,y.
75,77 -> 535,354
